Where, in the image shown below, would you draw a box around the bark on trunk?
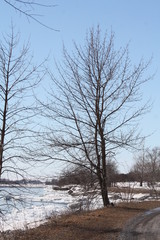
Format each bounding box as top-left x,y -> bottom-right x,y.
0,146 -> 3,177
102,184 -> 110,206
97,170 -> 110,206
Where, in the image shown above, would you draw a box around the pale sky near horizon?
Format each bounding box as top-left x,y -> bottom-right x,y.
1,0 -> 160,177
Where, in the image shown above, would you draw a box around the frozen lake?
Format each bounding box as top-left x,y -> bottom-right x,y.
0,185 -> 74,232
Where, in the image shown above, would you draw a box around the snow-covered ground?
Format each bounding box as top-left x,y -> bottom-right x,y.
0,184 -> 104,232
0,185 -> 75,232
116,181 -> 160,189
0,182 -> 159,232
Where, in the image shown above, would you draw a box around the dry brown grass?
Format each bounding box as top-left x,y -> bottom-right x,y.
4,201 -> 160,240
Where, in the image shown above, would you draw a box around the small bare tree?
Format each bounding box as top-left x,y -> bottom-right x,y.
40,26 -> 151,206
106,159 -> 119,187
133,144 -> 146,186
133,146 -> 160,196
0,27 -> 45,180
145,147 -> 160,195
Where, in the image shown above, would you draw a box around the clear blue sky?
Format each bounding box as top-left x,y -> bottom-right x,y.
1,0 -> 160,176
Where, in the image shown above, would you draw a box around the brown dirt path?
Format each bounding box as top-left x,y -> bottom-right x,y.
119,207 -> 160,240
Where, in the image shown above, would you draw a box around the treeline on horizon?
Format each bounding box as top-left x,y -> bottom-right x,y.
0,172 -> 137,187
0,178 -> 43,185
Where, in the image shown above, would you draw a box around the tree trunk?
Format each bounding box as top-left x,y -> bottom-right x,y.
101,182 -> 110,206
97,170 -> 110,206
101,131 -> 110,206
0,146 -> 3,177
0,82 -> 8,177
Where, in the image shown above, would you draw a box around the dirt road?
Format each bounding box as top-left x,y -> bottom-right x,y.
119,207 -> 160,240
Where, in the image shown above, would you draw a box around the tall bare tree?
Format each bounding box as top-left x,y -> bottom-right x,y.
0,27 -> 45,179
41,26 -> 151,206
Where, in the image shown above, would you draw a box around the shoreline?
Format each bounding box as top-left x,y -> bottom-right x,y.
1,201 -> 160,240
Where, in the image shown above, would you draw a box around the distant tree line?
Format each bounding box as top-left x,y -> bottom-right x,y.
55,168 -> 134,187
0,178 -> 43,185
56,160 -> 127,188
55,147 -> 160,190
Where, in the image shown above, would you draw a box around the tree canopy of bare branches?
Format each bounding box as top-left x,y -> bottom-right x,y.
0,27 -> 45,179
41,26 -> 151,206
133,147 -> 160,188
3,0 -> 58,31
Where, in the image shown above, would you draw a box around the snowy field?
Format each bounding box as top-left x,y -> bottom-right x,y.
0,182 -> 160,232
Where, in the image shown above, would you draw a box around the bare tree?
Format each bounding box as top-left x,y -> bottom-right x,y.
132,144 -> 146,186
3,0 -> 58,31
106,159 -> 119,187
0,27 -> 45,180
40,26 -> 151,206
145,147 -> 160,188
133,146 -> 160,193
